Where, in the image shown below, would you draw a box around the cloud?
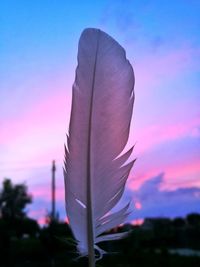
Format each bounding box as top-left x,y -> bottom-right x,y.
132,116 -> 200,155
0,89 -> 71,174
134,46 -> 200,97
0,89 -> 71,143
31,182 -> 65,202
100,0 -> 142,34
28,180 -> 66,224
28,209 -> 47,225
127,133 -> 200,190
128,173 -> 200,221
26,169 -> 200,224
150,36 -> 165,52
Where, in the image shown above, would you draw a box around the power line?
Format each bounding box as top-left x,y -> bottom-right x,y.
0,165 -> 49,173
0,159 -> 63,166
0,160 -> 63,171
0,162 -> 63,173
129,176 -> 200,186
0,161 -> 199,186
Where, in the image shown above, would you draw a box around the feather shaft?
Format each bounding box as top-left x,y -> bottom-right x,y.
86,30 -> 100,267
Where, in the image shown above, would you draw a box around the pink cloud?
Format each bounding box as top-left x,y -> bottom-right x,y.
134,201 -> 142,210
0,90 -> 71,144
28,182 -> 66,225
131,219 -> 144,226
0,89 -> 72,171
162,160 -> 200,190
133,116 -> 200,155
31,184 -> 65,202
28,209 -> 47,226
128,157 -> 200,191
125,114 -> 200,191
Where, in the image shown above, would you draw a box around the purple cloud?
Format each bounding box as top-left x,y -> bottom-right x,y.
128,173 -> 200,220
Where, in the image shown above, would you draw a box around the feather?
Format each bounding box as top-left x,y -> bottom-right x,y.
64,28 -> 135,265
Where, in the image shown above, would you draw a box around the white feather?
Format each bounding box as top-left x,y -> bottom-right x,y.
64,28 -> 135,262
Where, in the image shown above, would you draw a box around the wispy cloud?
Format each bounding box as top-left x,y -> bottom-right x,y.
0,90 -> 71,169
133,116 -> 200,155
134,46 -> 200,96
31,182 -> 65,202
28,180 -> 66,224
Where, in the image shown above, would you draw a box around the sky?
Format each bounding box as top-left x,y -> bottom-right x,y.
0,0 -> 200,225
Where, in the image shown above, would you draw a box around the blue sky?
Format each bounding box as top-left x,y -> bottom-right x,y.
0,0 -> 200,224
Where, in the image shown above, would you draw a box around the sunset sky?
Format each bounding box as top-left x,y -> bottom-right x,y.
0,0 -> 200,225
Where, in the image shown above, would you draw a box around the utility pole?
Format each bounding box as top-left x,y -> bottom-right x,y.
51,160 -> 56,221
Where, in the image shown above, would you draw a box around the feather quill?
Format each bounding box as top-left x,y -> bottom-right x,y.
64,28 -> 135,266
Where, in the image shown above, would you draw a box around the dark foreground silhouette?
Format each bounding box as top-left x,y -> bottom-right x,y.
0,214 -> 200,267
0,179 -> 200,266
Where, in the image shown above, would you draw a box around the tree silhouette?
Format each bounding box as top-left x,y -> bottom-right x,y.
187,213 -> 200,227
0,178 -> 32,220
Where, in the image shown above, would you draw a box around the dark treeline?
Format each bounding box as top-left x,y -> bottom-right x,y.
0,178 -> 200,267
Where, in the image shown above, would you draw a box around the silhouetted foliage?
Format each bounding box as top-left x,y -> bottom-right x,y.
173,217 -> 186,228
0,178 -> 200,266
187,213 -> 200,227
0,179 -> 36,266
0,178 -> 32,220
0,213 -> 200,266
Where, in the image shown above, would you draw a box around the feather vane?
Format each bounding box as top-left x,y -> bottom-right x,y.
64,28 -> 135,261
